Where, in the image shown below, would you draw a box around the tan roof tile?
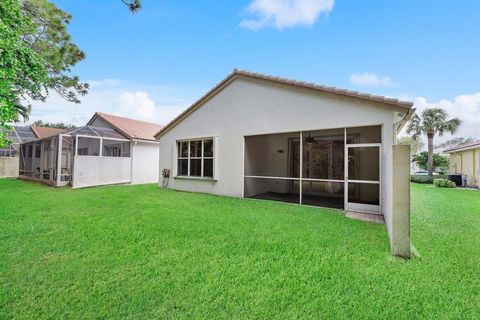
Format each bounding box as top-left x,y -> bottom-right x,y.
93,112 -> 163,141
444,140 -> 480,153
30,126 -> 66,138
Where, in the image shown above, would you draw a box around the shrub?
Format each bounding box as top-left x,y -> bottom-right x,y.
412,152 -> 449,174
411,174 -> 447,184
433,178 -> 456,188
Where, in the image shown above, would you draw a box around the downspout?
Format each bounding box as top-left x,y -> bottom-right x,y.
130,140 -> 136,184
473,150 -> 476,187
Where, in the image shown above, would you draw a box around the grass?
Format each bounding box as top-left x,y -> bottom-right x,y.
1,179 -> 479,319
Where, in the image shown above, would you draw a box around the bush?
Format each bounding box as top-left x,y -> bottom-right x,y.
412,152 -> 449,174
433,178 -> 456,188
411,174 -> 447,184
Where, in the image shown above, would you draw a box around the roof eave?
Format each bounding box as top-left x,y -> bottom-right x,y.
444,144 -> 480,153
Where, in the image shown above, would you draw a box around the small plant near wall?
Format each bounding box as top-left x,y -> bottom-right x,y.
162,168 -> 170,178
433,179 -> 456,188
161,168 -> 170,188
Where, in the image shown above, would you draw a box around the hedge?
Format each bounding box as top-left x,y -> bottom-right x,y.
411,174 -> 448,184
433,178 -> 457,188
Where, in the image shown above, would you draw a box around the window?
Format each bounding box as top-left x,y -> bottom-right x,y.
177,139 -> 214,178
77,137 -> 100,156
103,139 -> 130,157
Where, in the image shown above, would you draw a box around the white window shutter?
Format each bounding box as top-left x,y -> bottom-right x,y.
213,136 -> 218,180
172,140 -> 177,177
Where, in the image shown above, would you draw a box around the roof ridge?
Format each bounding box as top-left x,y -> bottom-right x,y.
96,112 -> 163,127
233,69 -> 411,107
444,139 -> 480,152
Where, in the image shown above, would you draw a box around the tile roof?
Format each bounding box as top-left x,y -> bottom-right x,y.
30,126 -> 66,138
155,69 -> 414,138
234,70 -> 414,108
443,140 -> 480,153
93,112 -> 163,141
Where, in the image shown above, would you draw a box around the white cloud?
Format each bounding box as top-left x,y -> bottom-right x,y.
26,81 -> 196,128
117,91 -> 156,120
349,72 -> 398,88
240,0 -> 334,30
409,93 -> 480,141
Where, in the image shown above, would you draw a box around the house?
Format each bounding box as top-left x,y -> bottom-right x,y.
443,140 -> 480,187
18,112 -> 163,188
0,125 -> 65,178
155,70 -> 414,257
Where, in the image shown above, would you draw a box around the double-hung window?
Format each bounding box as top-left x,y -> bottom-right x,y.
177,138 -> 214,178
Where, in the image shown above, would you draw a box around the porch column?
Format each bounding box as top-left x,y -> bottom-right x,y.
31,143 -> 36,177
49,137 -> 54,181
40,141 -> 45,180
56,135 -> 63,187
391,144 -> 411,258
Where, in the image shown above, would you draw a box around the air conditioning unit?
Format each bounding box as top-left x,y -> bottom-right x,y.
448,174 -> 467,187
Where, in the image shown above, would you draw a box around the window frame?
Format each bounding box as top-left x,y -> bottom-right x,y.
176,138 -> 215,179
75,134 -> 131,157
102,139 -> 131,158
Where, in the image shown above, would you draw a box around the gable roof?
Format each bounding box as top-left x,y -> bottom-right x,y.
154,69 -> 414,139
7,126 -> 36,143
443,140 -> 480,153
31,126 -> 66,139
88,112 -> 163,141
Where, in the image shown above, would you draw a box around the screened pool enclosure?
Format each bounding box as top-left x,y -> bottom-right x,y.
19,126 -> 131,187
0,126 -> 38,157
244,125 -> 382,213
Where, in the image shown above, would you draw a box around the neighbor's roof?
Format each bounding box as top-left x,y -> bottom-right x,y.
154,69 -> 414,138
89,112 -> 163,141
31,126 -> 66,138
443,140 -> 480,153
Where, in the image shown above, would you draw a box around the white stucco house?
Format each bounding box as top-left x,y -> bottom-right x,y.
155,70 -> 414,257
19,112 -> 162,188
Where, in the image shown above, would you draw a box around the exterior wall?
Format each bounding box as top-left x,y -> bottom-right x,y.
72,156 -> 132,188
477,150 -> 480,188
449,148 -> 480,187
158,78 -> 398,219
132,141 -> 159,184
0,157 -> 19,178
391,145 -> 411,257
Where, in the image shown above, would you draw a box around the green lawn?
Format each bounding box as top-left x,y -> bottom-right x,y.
1,179 -> 479,319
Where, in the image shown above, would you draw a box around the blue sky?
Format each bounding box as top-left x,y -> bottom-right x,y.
31,0 -> 480,138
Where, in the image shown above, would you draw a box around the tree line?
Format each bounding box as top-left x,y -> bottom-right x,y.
0,0 -> 140,146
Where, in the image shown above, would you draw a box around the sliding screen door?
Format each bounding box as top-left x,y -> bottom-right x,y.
346,144 -> 381,214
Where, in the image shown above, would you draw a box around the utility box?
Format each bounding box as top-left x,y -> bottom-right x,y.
448,174 -> 467,187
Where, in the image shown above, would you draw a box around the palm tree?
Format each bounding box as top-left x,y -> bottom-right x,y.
407,108 -> 461,177
121,0 -> 141,13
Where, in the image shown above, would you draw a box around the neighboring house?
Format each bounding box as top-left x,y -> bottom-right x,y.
18,112 -> 162,188
444,140 -> 480,187
155,69 -> 414,257
0,125 -> 65,178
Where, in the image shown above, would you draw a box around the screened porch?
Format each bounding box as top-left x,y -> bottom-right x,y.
19,125 -> 131,187
244,126 -> 382,213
